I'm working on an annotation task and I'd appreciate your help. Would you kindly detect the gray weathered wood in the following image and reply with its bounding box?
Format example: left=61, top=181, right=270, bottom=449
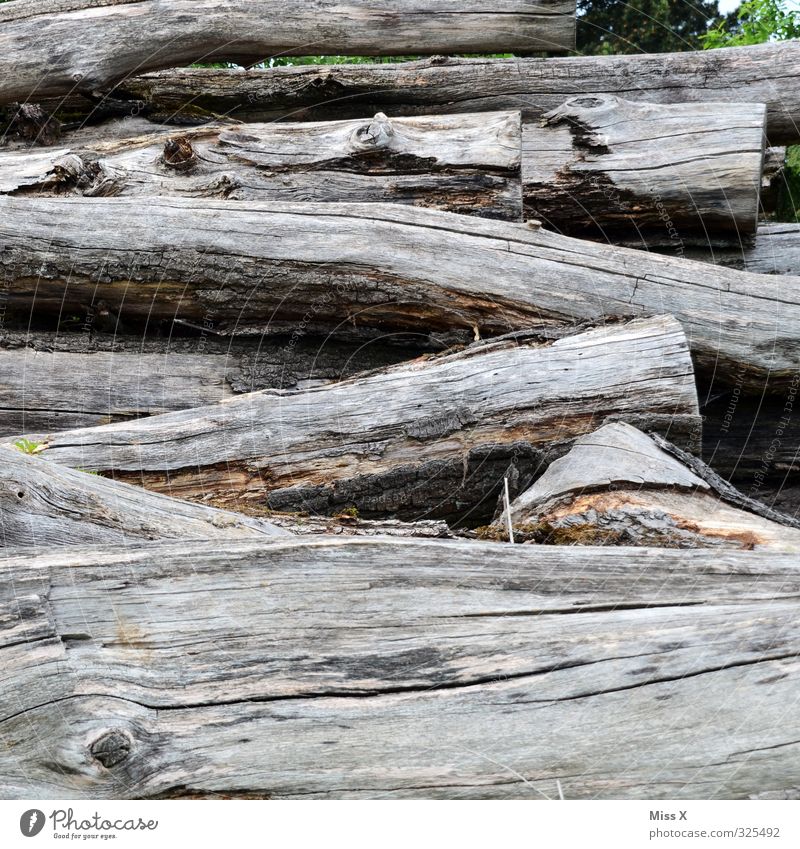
left=522, top=95, right=765, bottom=244
left=111, top=41, right=800, bottom=144
left=677, top=223, right=800, bottom=275
left=0, top=330, right=426, bottom=436
left=2, top=536, right=800, bottom=799
left=0, top=0, right=576, bottom=105
left=2, top=198, right=798, bottom=387
left=496, top=422, right=800, bottom=551
left=8, top=317, right=701, bottom=522
left=0, top=112, right=524, bottom=221
left=0, top=445, right=288, bottom=549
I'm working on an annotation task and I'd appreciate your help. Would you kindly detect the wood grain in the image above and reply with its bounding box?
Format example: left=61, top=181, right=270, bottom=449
left=0, top=112, right=524, bottom=221
left=523, top=96, right=765, bottom=244
left=8, top=317, right=701, bottom=523
left=0, top=0, right=577, bottom=104
left=0, top=330, right=425, bottom=436
left=2, top=537, right=800, bottom=799
left=0, top=445, right=288, bottom=549
left=111, top=41, right=800, bottom=144
left=677, top=224, right=800, bottom=275
left=2, top=197, right=798, bottom=387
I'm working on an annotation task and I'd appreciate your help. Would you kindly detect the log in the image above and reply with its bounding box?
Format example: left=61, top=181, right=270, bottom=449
left=0, top=112, right=524, bottom=221
left=2, top=536, right=800, bottom=799
left=522, top=96, right=765, bottom=244
left=8, top=317, right=701, bottom=523
left=492, top=422, right=800, bottom=551
left=0, top=330, right=428, bottom=436
left=108, top=41, right=800, bottom=145
left=2, top=199, right=799, bottom=388
left=676, top=223, right=800, bottom=276
left=0, top=0, right=577, bottom=105
left=0, top=445, right=288, bottom=549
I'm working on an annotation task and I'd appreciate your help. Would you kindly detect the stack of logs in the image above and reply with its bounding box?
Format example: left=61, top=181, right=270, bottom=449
left=1, top=1, right=800, bottom=800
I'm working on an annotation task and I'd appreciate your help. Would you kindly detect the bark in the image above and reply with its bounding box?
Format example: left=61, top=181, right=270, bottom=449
left=106, top=41, right=800, bottom=144
left=0, top=330, right=430, bottom=436
left=0, top=112, right=524, bottom=221
left=2, top=536, right=800, bottom=799
left=493, top=422, right=800, bottom=551
left=0, top=445, right=288, bottom=550
left=0, top=0, right=576, bottom=104
left=2, top=198, right=798, bottom=388
left=7, top=317, right=701, bottom=524
left=522, top=95, right=765, bottom=244
left=675, top=223, right=800, bottom=276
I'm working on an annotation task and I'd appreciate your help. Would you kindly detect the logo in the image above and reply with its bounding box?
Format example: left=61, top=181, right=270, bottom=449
left=19, top=810, right=45, bottom=837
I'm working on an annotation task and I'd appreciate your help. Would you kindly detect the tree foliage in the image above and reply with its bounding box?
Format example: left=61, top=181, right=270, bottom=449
left=577, top=0, right=723, bottom=55
left=703, top=0, right=800, bottom=46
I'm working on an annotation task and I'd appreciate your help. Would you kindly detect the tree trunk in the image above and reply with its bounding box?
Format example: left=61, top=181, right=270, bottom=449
left=0, top=112, right=524, bottom=221
left=106, top=41, right=800, bottom=144
left=0, top=445, right=289, bottom=549
left=2, top=198, right=798, bottom=388
left=0, top=0, right=576, bottom=104
left=494, top=422, right=800, bottom=551
left=0, top=330, right=429, bottom=436
left=522, top=95, right=765, bottom=244
left=2, top=536, right=800, bottom=799
left=8, top=317, right=701, bottom=524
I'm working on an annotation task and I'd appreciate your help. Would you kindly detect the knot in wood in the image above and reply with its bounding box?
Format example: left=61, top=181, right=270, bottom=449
left=90, top=729, right=132, bottom=768
left=162, top=136, right=197, bottom=171
left=350, top=113, right=394, bottom=151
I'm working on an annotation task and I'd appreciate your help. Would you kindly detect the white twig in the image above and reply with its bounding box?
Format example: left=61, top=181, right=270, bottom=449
left=503, top=476, right=515, bottom=544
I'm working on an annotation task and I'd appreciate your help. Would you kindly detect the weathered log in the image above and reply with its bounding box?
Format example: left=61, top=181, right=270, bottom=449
left=107, top=41, right=800, bottom=144
left=2, top=536, right=800, bottom=799
left=675, top=223, right=800, bottom=275
left=2, top=198, right=799, bottom=388
left=0, top=0, right=577, bottom=105
left=522, top=95, right=765, bottom=244
left=0, top=330, right=428, bottom=436
left=492, top=422, right=800, bottom=551
left=0, top=112, right=524, bottom=221
left=0, top=445, right=288, bottom=549
left=9, top=317, right=701, bottom=523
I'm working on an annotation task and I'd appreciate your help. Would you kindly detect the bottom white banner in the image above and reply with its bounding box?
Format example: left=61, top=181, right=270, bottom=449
left=0, top=800, right=797, bottom=849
